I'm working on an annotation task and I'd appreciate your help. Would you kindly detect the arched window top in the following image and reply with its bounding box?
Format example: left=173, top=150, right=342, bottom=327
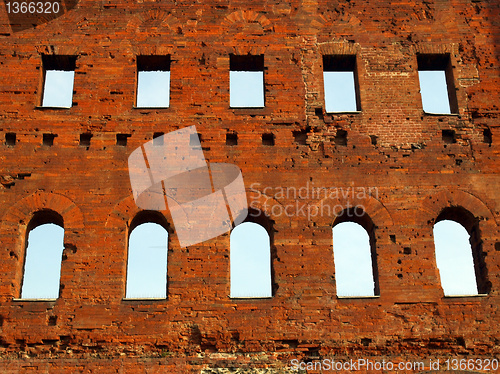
left=125, top=220, right=168, bottom=299
left=231, top=221, right=268, bottom=237
left=230, top=222, right=272, bottom=298
left=332, top=221, right=378, bottom=297
left=21, top=211, right=65, bottom=299
left=433, top=219, right=480, bottom=296
left=333, top=206, right=374, bottom=233
left=433, top=205, right=489, bottom=295
left=243, top=207, right=274, bottom=235
left=27, top=209, right=64, bottom=232
left=333, top=221, right=367, bottom=237
left=435, top=206, right=478, bottom=235
left=129, top=210, right=169, bottom=234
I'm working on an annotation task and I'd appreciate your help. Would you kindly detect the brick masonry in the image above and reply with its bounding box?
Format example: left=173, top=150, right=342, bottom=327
left=0, top=0, right=499, bottom=372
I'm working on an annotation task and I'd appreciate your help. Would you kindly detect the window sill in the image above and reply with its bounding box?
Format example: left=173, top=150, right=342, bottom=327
left=337, top=295, right=380, bottom=299
left=230, top=106, right=265, bottom=109
left=229, top=296, right=273, bottom=300
left=326, top=111, right=361, bottom=115
left=423, top=111, right=460, bottom=116
left=35, top=106, right=72, bottom=110
left=133, top=106, right=170, bottom=110
left=12, top=298, right=57, bottom=302
left=443, top=294, right=488, bottom=298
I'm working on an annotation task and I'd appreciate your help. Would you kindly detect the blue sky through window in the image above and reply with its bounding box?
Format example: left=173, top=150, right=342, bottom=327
left=433, top=220, right=478, bottom=296
left=125, top=222, right=168, bottom=299
left=42, top=70, right=74, bottom=108
left=418, top=70, right=451, bottom=114
left=230, top=71, right=264, bottom=108
left=230, top=222, right=272, bottom=298
left=332, top=222, right=375, bottom=297
left=323, top=71, right=358, bottom=112
left=21, top=223, right=64, bottom=299
left=137, top=71, right=170, bottom=108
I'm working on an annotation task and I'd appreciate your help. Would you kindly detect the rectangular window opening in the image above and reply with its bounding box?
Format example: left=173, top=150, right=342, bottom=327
left=136, top=55, right=171, bottom=108
left=41, top=55, right=77, bottom=108
left=323, top=55, right=360, bottom=113
left=417, top=54, right=458, bottom=114
left=230, top=54, right=264, bottom=108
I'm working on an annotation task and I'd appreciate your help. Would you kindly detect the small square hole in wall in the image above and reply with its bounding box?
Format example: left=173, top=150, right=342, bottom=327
left=43, top=133, right=57, bottom=146
left=226, top=133, right=238, bottom=146
left=417, top=54, right=458, bottom=114
left=190, top=133, right=202, bottom=146
left=323, top=55, right=360, bottom=112
left=47, top=315, right=57, bottom=326
left=41, top=55, right=77, bottom=108
left=442, top=129, right=456, bottom=144
left=230, top=54, right=265, bottom=108
left=79, top=133, right=92, bottom=147
left=361, top=338, right=372, bottom=346
left=390, top=235, right=396, bottom=243
left=483, top=128, right=492, bottom=145
left=262, top=133, right=275, bottom=146
left=370, top=135, right=378, bottom=146
left=403, top=247, right=412, bottom=255
left=153, top=132, right=164, bottom=146
left=293, top=128, right=309, bottom=145
left=5, top=133, right=16, bottom=146
left=136, top=55, right=171, bottom=108
left=116, top=133, right=131, bottom=146
left=335, top=130, right=348, bottom=146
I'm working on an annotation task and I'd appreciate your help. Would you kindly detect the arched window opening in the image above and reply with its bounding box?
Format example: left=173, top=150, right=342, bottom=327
left=230, top=221, right=272, bottom=298
left=332, top=208, right=379, bottom=297
left=21, top=210, right=65, bottom=299
left=433, top=207, right=488, bottom=296
left=125, top=212, right=169, bottom=299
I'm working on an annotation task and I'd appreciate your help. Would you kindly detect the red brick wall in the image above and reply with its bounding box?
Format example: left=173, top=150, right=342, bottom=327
left=0, top=0, right=498, bottom=372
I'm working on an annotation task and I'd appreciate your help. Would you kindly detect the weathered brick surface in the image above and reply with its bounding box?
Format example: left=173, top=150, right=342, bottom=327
left=0, top=0, right=499, bottom=372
